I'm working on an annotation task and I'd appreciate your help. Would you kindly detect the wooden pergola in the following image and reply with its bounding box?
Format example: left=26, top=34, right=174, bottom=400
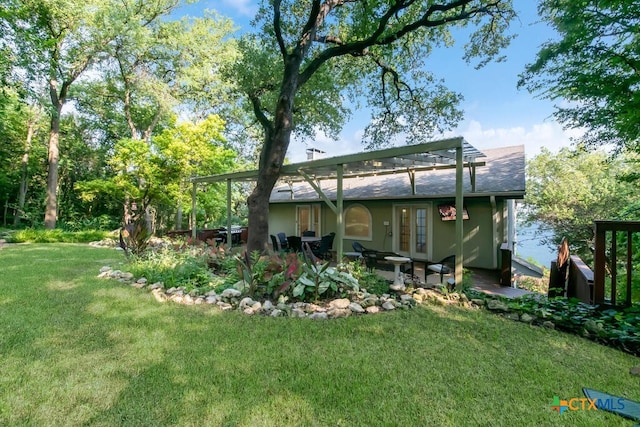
left=191, top=137, right=485, bottom=286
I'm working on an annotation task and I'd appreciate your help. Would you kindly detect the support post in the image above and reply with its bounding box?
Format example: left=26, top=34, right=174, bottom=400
left=191, top=182, right=197, bottom=240
left=336, top=164, right=344, bottom=260
left=455, top=144, right=464, bottom=288
left=226, top=179, right=232, bottom=245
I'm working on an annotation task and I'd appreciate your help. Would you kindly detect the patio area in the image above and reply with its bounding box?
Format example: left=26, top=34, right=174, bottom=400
left=375, top=261, right=534, bottom=299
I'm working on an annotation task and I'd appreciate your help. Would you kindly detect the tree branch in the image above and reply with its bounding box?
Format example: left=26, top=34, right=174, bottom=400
left=273, top=0, right=287, bottom=58
left=299, top=0, right=500, bottom=85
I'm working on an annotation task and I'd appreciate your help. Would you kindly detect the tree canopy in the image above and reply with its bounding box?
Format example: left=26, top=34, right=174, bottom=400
left=519, top=0, right=640, bottom=152
left=233, top=0, right=516, bottom=253
left=524, top=147, right=639, bottom=264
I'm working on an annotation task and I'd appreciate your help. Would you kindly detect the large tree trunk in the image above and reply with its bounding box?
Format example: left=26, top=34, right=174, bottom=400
left=246, top=63, right=298, bottom=253
left=44, top=108, right=61, bottom=229
left=14, top=121, right=34, bottom=227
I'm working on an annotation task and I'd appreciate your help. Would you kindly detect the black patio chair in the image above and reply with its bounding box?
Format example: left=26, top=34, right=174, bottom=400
left=352, top=241, right=367, bottom=253
left=277, top=232, right=288, bottom=250
left=287, top=235, right=302, bottom=252
left=270, top=234, right=282, bottom=251
left=302, top=230, right=316, bottom=237
left=312, top=232, right=335, bottom=260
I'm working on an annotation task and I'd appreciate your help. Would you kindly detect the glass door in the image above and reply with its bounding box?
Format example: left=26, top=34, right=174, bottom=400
left=394, top=204, right=431, bottom=260
left=296, top=205, right=321, bottom=236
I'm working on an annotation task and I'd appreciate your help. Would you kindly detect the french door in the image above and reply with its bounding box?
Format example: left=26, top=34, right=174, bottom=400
left=296, top=205, right=321, bottom=236
left=394, top=204, right=431, bottom=260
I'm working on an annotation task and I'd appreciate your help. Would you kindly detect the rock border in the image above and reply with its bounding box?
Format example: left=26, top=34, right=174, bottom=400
left=98, top=266, right=478, bottom=319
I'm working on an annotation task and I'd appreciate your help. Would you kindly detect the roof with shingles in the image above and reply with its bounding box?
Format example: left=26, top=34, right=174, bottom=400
left=270, top=145, right=525, bottom=202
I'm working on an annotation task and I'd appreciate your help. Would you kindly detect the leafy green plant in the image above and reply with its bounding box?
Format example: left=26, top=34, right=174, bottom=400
left=126, top=246, right=214, bottom=292
left=355, top=271, right=390, bottom=296
left=235, top=250, right=269, bottom=296
left=292, top=249, right=359, bottom=301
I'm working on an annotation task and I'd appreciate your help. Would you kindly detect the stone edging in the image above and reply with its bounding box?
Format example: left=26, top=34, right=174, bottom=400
left=97, top=266, right=478, bottom=319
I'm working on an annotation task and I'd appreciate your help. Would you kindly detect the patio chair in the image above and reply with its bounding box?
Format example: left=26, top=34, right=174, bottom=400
left=426, top=255, right=456, bottom=284
left=311, top=232, right=335, bottom=260
left=270, top=234, right=282, bottom=251
left=277, top=232, right=288, bottom=250
left=287, top=235, right=302, bottom=252
left=352, top=241, right=367, bottom=253
left=302, top=230, right=316, bottom=237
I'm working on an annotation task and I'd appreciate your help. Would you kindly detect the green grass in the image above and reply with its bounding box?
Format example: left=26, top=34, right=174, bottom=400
left=1, top=243, right=638, bottom=426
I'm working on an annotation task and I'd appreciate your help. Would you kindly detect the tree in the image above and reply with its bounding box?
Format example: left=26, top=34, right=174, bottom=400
left=77, top=115, right=237, bottom=232
left=70, top=11, right=239, bottom=225
left=2, top=0, right=180, bottom=229
left=523, top=147, right=639, bottom=264
left=518, top=0, right=640, bottom=152
left=231, top=0, right=516, bottom=254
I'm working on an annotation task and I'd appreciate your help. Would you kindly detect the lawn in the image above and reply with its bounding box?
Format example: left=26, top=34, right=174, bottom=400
left=1, top=243, right=638, bottom=426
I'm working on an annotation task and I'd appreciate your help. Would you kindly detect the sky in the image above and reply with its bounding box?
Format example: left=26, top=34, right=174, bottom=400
left=174, top=1, right=576, bottom=162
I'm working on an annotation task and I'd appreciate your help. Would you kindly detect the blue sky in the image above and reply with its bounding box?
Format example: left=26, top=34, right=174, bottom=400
left=175, top=1, right=575, bottom=162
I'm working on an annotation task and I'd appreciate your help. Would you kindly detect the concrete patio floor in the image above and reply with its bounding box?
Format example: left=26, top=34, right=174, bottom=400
left=375, top=262, right=535, bottom=299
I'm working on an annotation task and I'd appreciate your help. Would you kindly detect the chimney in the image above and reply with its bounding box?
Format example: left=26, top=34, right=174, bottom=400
left=306, top=147, right=326, bottom=161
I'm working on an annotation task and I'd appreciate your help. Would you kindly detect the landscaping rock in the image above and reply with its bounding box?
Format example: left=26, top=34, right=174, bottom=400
left=270, top=309, right=285, bottom=317
left=205, top=295, right=218, bottom=304
left=630, top=366, right=640, bottom=376
left=504, top=312, right=519, bottom=321
left=520, top=313, right=535, bottom=323
left=243, top=308, right=255, bottom=315
left=348, top=302, right=365, bottom=314
left=291, top=308, right=307, bottom=318
left=328, top=308, right=351, bottom=318
left=329, top=298, right=351, bottom=309
left=152, top=288, right=167, bottom=303
left=221, top=288, right=241, bottom=298
left=542, top=321, right=555, bottom=329
left=149, top=282, right=163, bottom=290
left=309, top=312, right=328, bottom=320
left=382, top=301, right=396, bottom=311
left=366, top=306, right=381, bottom=314
left=360, top=297, right=379, bottom=308
left=262, top=300, right=274, bottom=312
left=486, top=299, right=508, bottom=312
left=240, top=297, right=256, bottom=308
left=217, top=302, right=233, bottom=311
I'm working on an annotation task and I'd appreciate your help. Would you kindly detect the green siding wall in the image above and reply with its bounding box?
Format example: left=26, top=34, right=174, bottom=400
left=268, top=197, right=507, bottom=269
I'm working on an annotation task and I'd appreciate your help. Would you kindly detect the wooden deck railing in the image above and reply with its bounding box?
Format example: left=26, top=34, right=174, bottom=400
left=593, top=220, right=640, bottom=307
left=567, top=255, right=594, bottom=304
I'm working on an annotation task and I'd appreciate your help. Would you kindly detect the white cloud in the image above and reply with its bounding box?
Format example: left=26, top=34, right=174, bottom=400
left=286, top=119, right=581, bottom=163
left=444, top=120, right=580, bottom=158
left=220, top=0, right=257, bottom=17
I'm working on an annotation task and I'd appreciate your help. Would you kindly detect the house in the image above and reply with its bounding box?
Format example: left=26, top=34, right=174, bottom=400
left=191, top=138, right=525, bottom=283
left=267, top=143, right=525, bottom=271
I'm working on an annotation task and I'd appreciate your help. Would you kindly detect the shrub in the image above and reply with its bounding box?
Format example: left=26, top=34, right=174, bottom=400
left=8, top=228, right=109, bottom=243
left=126, top=246, right=214, bottom=293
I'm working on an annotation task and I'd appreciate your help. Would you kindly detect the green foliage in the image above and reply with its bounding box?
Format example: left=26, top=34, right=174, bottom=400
left=293, top=251, right=360, bottom=301
left=468, top=290, right=640, bottom=356
left=519, top=0, right=640, bottom=151
left=524, top=148, right=639, bottom=264
left=352, top=271, right=390, bottom=296
left=126, top=246, right=214, bottom=293
left=7, top=228, right=109, bottom=243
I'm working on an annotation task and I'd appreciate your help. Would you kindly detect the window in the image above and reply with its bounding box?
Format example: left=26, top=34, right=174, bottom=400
left=344, top=204, right=372, bottom=240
